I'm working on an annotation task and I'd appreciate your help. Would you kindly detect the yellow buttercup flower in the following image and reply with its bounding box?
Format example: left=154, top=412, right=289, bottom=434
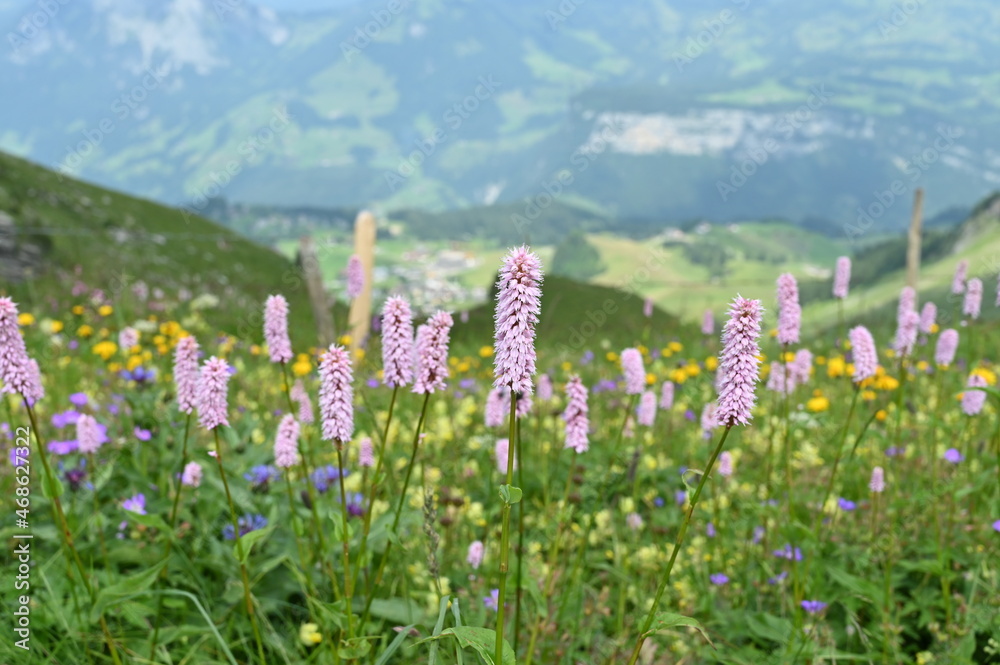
left=972, top=367, right=997, bottom=386
left=646, top=372, right=656, bottom=385
left=606, top=351, right=618, bottom=362
left=561, top=361, right=572, bottom=372
left=17, top=313, right=35, bottom=326
left=670, top=368, right=688, bottom=384
left=93, top=341, right=118, bottom=361
left=292, top=354, right=312, bottom=377
left=684, top=363, right=700, bottom=378
left=49, top=320, right=64, bottom=334
left=98, top=305, right=113, bottom=317
left=875, top=409, right=887, bottom=422
left=705, top=356, right=718, bottom=372
left=71, top=305, right=85, bottom=316
left=668, top=341, right=683, bottom=352
left=827, top=356, right=846, bottom=378
left=338, top=334, right=352, bottom=346
left=806, top=396, right=830, bottom=412
left=77, top=324, right=94, bottom=338
left=479, top=345, right=494, bottom=358
left=299, top=623, right=322, bottom=645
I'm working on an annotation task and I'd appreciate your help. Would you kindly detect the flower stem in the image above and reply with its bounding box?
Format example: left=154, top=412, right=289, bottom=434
left=814, top=386, right=860, bottom=538
left=149, top=411, right=192, bottom=660
left=212, top=427, right=267, bottom=664
left=361, top=391, right=430, bottom=627
left=352, top=385, right=398, bottom=593
left=495, top=391, right=519, bottom=665
left=626, top=425, right=733, bottom=665
left=24, top=401, right=123, bottom=665
left=335, top=444, right=355, bottom=639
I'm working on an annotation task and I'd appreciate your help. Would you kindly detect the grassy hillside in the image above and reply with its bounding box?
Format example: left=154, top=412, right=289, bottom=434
left=805, top=197, right=1000, bottom=331
left=0, top=152, right=320, bottom=344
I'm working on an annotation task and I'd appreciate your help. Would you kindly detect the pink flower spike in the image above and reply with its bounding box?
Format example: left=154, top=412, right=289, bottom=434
left=848, top=326, right=878, bottom=384
left=563, top=375, right=589, bottom=453
left=919, top=302, right=937, bottom=335
left=485, top=388, right=507, bottom=427
left=273, top=414, right=300, bottom=469
left=893, top=309, right=919, bottom=358
left=537, top=374, right=553, bottom=401
left=182, top=461, right=203, bottom=488
left=935, top=329, right=959, bottom=367
left=962, top=373, right=987, bottom=416
left=776, top=274, right=800, bottom=345
left=952, top=259, right=968, bottom=294
left=467, top=540, right=485, bottom=569
left=702, top=309, right=714, bottom=336
left=0, top=297, right=41, bottom=401
left=263, top=295, right=293, bottom=364
left=621, top=348, right=646, bottom=395
left=637, top=390, right=656, bottom=427
left=76, top=414, right=104, bottom=455
left=869, top=466, right=885, bottom=493
left=964, top=278, right=982, bottom=319
left=493, top=246, right=543, bottom=395
left=359, top=437, right=375, bottom=467
left=346, top=254, right=365, bottom=300
left=173, top=335, right=200, bottom=414
left=290, top=379, right=314, bottom=425
left=495, top=438, right=516, bottom=474
left=833, top=256, right=851, bottom=299
left=319, top=345, right=354, bottom=444
left=381, top=296, right=415, bottom=388
left=196, top=357, right=231, bottom=431
left=413, top=311, right=454, bottom=394
left=660, top=381, right=674, bottom=410
left=716, top=296, right=764, bottom=427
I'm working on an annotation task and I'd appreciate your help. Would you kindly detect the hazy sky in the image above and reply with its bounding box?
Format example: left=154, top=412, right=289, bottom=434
left=254, top=0, right=360, bottom=10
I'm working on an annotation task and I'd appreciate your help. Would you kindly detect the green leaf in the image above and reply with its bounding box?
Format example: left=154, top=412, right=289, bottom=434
left=827, top=567, right=880, bottom=601
left=439, top=626, right=516, bottom=665
left=498, top=484, right=522, bottom=505
left=745, top=612, right=792, bottom=644
left=373, top=625, right=416, bottom=665
left=129, top=511, right=171, bottom=533
left=42, top=473, right=64, bottom=499
left=644, top=612, right=715, bottom=648
left=365, top=597, right=426, bottom=625
left=429, top=595, right=451, bottom=665
left=232, top=526, right=273, bottom=564
left=338, top=637, right=372, bottom=660
left=91, top=563, right=165, bottom=620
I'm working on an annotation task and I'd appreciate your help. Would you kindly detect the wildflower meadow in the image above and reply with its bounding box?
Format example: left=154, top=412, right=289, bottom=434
left=2, top=247, right=999, bottom=665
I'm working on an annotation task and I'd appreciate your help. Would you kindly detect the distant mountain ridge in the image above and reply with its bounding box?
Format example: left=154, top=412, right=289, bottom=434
left=2, top=0, right=999, bottom=233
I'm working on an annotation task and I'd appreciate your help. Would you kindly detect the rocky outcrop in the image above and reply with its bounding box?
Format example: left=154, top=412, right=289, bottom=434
left=0, top=211, right=46, bottom=282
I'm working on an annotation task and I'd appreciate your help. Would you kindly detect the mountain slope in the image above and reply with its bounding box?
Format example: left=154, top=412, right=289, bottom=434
left=0, top=150, right=319, bottom=342
left=1, top=0, right=999, bottom=231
